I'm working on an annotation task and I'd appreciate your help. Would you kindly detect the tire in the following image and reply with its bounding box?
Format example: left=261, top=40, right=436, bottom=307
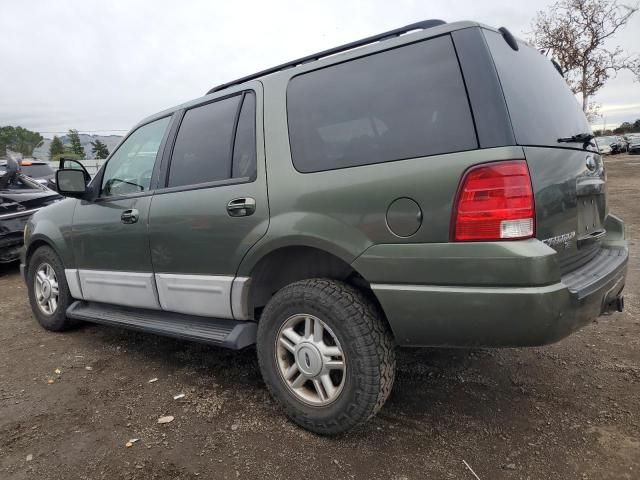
left=26, top=246, right=76, bottom=331
left=256, top=278, right=396, bottom=435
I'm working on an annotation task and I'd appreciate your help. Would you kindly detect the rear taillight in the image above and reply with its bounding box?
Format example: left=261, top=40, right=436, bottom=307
left=451, top=160, right=535, bottom=242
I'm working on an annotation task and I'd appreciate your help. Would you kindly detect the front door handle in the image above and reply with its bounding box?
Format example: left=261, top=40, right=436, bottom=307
left=121, top=209, right=139, bottom=224
left=227, top=197, right=256, bottom=217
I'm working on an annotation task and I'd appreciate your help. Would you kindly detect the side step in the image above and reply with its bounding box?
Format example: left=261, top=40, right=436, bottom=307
left=66, top=301, right=257, bottom=350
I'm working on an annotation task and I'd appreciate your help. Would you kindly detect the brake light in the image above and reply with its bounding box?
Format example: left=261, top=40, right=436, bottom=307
left=451, top=160, right=535, bottom=242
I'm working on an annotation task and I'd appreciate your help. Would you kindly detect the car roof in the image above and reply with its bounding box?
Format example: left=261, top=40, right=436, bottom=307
left=134, top=19, right=490, bottom=129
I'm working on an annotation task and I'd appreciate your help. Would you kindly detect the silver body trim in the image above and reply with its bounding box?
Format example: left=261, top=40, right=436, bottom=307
left=231, top=277, right=252, bottom=320
left=155, top=273, right=235, bottom=318
left=371, top=283, right=565, bottom=294
left=78, top=270, right=161, bottom=309
left=71, top=270, right=251, bottom=319
left=64, top=269, right=83, bottom=299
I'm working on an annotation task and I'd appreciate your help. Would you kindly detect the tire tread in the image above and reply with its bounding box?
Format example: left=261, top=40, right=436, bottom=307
left=257, top=278, right=396, bottom=434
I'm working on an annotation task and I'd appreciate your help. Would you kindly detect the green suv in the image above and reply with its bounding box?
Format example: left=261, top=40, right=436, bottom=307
left=22, top=20, right=628, bottom=434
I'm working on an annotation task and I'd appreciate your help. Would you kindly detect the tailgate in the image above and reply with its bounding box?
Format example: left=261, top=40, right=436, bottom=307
left=483, top=28, right=607, bottom=272
left=525, top=146, right=606, bottom=271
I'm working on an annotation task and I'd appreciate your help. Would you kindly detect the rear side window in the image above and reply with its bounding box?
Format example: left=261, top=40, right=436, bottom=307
left=167, top=92, right=257, bottom=188
left=483, top=30, right=591, bottom=148
left=287, top=35, right=477, bottom=173
left=168, top=95, right=241, bottom=188
left=232, top=92, right=257, bottom=180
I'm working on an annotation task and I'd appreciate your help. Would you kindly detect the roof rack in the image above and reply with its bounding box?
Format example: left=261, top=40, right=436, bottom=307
left=206, top=19, right=446, bottom=94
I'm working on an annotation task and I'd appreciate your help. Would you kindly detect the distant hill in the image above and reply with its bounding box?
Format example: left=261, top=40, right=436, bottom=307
left=33, top=134, right=123, bottom=160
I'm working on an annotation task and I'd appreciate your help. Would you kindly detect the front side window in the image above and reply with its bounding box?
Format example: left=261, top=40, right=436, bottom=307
left=101, top=116, right=170, bottom=197
left=287, top=35, right=477, bottom=173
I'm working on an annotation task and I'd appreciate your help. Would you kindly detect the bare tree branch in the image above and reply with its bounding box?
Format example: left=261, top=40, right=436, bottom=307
left=529, top=0, right=639, bottom=112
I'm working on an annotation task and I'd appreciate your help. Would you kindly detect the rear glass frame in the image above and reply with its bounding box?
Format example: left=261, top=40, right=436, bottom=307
left=285, top=34, right=478, bottom=174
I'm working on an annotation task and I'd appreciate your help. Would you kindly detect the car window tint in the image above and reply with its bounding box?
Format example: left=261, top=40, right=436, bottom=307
left=168, top=95, right=241, bottom=188
left=232, top=92, right=257, bottom=180
left=287, top=35, right=477, bottom=173
left=484, top=30, right=591, bottom=149
left=101, top=116, right=170, bottom=197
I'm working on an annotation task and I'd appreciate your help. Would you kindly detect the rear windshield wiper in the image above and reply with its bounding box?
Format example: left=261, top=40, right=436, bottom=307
left=557, top=133, right=594, bottom=143
left=558, top=132, right=595, bottom=149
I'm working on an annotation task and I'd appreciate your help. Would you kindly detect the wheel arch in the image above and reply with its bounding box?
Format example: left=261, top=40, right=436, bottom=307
left=243, top=244, right=389, bottom=329
left=25, top=235, right=64, bottom=267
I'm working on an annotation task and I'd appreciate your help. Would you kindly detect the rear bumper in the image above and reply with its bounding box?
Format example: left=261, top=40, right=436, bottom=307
left=354, top=217, right=628, bottom=347
left=371, top=246, right=626, bottom=347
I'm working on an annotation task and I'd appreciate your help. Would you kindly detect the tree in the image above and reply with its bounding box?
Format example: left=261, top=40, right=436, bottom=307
left=90, top=139, right=109, bottom=159
left=67, top=129, right=85, bottom=158
left=531, top=0, right=640, bottom=112
left=0, top=125, right=43, bottom=157
left=51, top=150, right=82, bottom=163
left=48, top=136, right=65, bottom=160
left=0, top=126, right=14, bottom=156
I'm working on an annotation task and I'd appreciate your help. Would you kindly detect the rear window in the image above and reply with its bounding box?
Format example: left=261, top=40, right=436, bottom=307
left=20, top=164, right=54, bottom=177
left=483, top=30, right=592, bottom=148
left=287, top=35, right=477, bottom=173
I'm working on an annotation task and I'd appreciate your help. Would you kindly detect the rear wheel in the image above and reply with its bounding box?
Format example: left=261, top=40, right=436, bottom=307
left=26, top=246, right=76, bottom=331
left=257, top=278, right=395, bottom=435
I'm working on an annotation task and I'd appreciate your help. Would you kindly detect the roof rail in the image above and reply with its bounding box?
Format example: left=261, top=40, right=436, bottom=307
left=206, top=19, right=446, bottom=94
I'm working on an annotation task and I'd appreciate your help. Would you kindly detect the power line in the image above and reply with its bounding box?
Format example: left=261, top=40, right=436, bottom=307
left=38, top=129, right=129, bottom=134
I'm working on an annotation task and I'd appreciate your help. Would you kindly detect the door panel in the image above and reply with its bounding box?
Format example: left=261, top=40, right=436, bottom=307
left=72, top=196, right=154, bottom=272
left=149, top=181, right=268, bottom=276
left=149, top=86, right=267, bottom=319
left=71, top=116, right=172, bottom=308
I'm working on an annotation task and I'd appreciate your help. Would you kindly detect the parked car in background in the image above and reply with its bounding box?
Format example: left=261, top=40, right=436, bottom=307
left=21, top=19, right=627, bottom=434
left=628, top=135, right=640, bottom=155
left=613, top=136, right=627, bottom=153
left=596, top=136, right=615, bottom=154
left=0, top=158, right=61, bottom=263
left=19, top=159, right=56, bottom=189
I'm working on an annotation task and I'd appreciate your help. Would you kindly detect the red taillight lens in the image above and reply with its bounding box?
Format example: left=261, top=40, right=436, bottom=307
left=451, top=160, right=535, bottom=242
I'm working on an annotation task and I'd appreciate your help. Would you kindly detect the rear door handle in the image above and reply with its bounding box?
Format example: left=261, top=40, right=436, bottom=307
left=121, top=209, right=139, bottom=224
left=227, top=197, right=256, bottom=217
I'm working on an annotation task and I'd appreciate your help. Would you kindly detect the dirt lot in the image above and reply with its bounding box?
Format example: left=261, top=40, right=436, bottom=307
left=1, top=154, right=639, bottom=480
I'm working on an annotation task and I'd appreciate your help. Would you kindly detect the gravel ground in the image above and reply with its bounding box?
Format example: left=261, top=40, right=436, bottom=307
left=1, top=154, right=639, bottom=480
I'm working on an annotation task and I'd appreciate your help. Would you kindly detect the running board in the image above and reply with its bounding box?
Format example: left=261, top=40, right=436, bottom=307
left=66, top=301, right=257, bottom=350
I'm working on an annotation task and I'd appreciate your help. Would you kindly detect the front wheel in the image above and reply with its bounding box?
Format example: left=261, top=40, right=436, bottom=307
left=257, top=279, right=396, bottom=435
left=26, top=246, right=76, bottom=331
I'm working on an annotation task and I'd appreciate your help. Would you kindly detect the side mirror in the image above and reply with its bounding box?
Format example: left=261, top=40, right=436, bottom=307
left=58, top=157, right=91, bottom=183
left=56, top=169, right=87, bottom=197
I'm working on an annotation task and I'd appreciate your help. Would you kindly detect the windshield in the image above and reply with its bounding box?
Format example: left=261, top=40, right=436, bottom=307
left=597, top=137, right=616, bottom=144
left=483, top=29, right=594, bottom=150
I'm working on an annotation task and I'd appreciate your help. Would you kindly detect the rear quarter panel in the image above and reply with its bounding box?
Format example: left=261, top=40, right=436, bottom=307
left=238, top=67, right=525, bottom=274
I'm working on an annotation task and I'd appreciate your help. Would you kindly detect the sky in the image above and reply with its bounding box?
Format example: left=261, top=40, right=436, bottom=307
left=1, top=0, right=638, bottom=137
